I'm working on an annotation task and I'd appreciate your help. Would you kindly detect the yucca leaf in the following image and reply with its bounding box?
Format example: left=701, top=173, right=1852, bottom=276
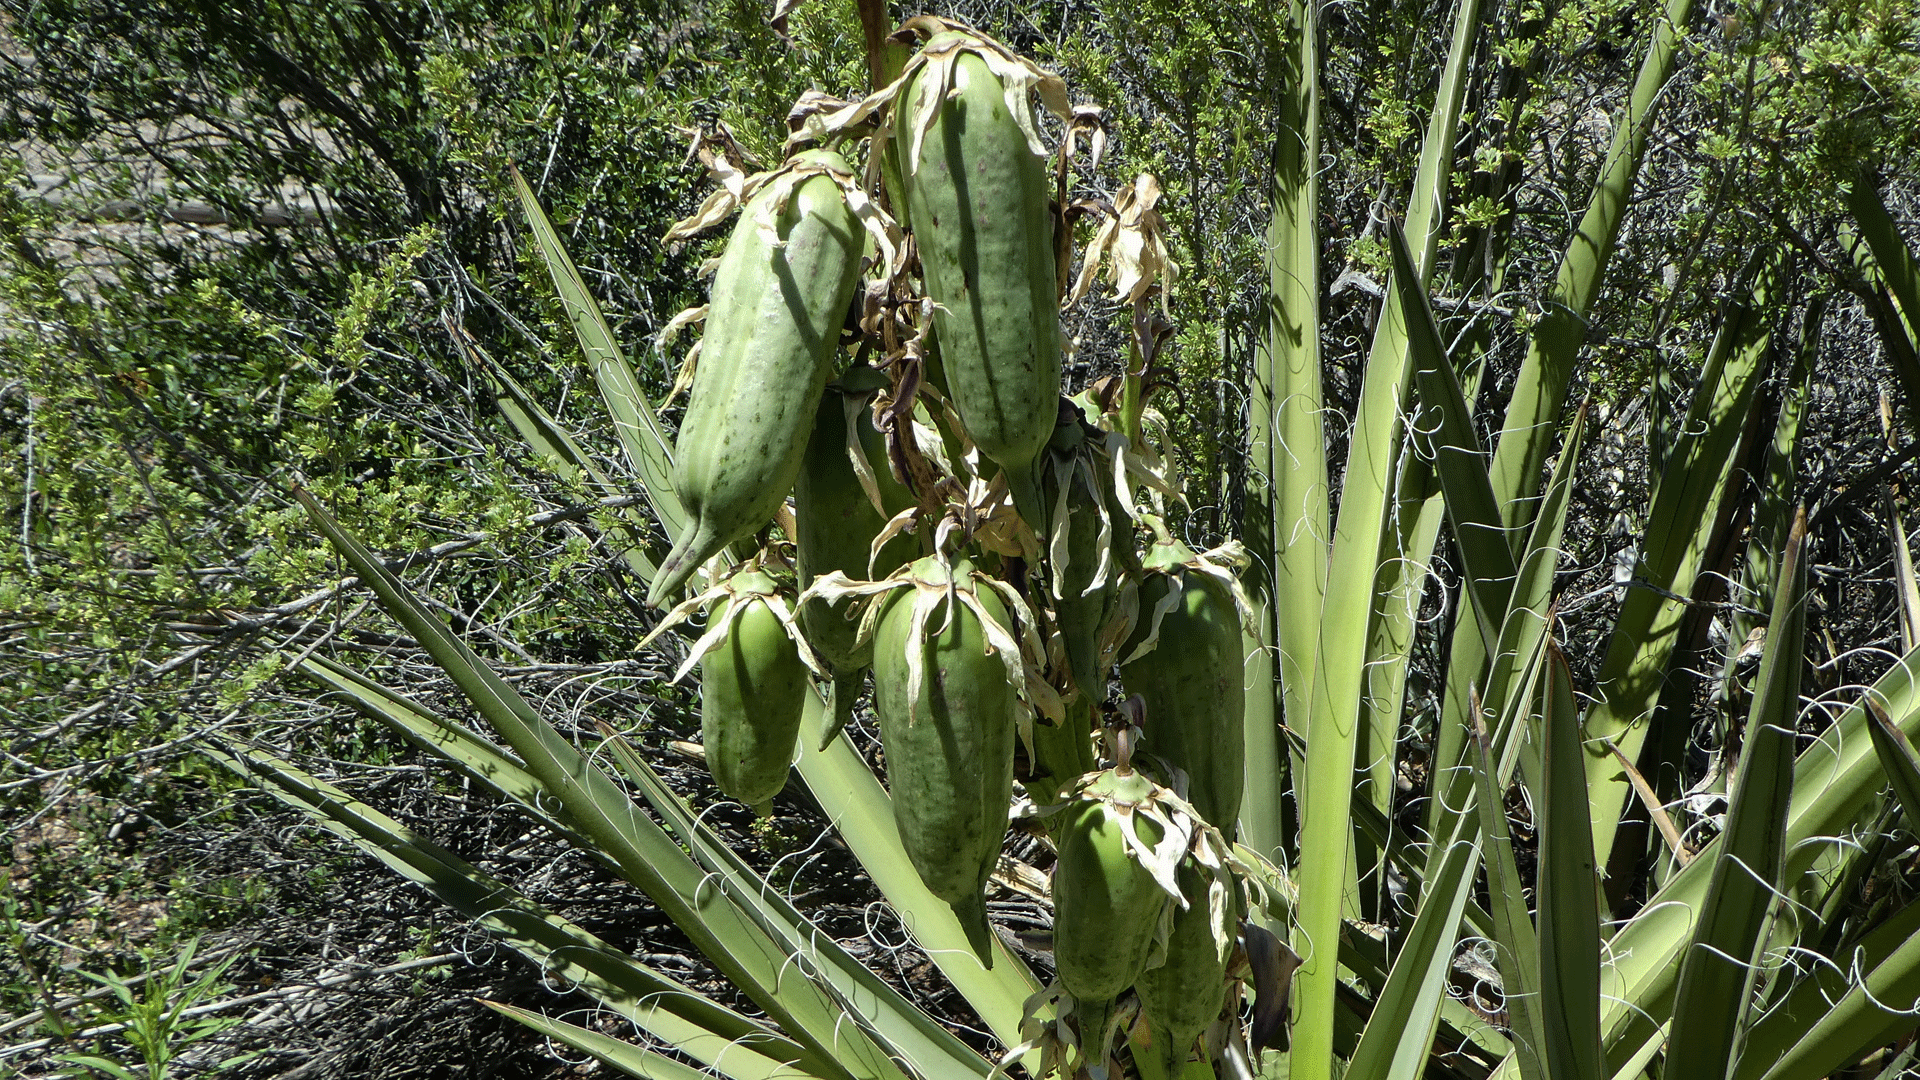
left=1388, top=220, right=1517, bottom=654
left=601, top=730, right=1003, bottom=1079
left=1536, top=643, right=1601, bottom=1080
left=1427, top=402, right=1587, bottom=859
left=1349, top=0, right=1490, bottom=874
left=302, top=647, right=993, bottom=1069
left=1733, top=898, right=1920, bottom=1080
left=468, top=335, right=665, bottom=578
left=480, top=1002, right=726, bottom=1080
left=1600, top=643, right=1920, bottom=1067
left=294, top=654, right=585, bottom=844
left=1243, top=0, right=1325, bottom=876
left=1599, top=614, right=1920, bottom=1072
left=1339, top=831, right=1480, bottom=1080
left=1484, top=0, right=1699, bottom=534
left=202, top=741, right=820, bottom=1080
left=1864, top=697, right=1920, bottom=827
left=1846, top=171, right=1920, bottom=357
left=299, top=644, right=1012, bottom=1072
left=1749, top=925, right=1920, bottom=1080
left=1841, top=225, right=1920, bottom=426
left=1663, top=508, right=1806, bottom=1080
left=511, top=165, right=686, bottom=543
left=1582, top=249, right=1782, bottom=867
left=1469, top=696, right=1545, bottom=1080
left=1718, top=304, right=1819, bottom=760
left=1884, top=488, right=1920, bottom=653
left=1296, top=420, right=1399, bottom=1080
left=1343, top=634, right=1541, bottom=1080
left=292, top=489, right=902, bottom=1080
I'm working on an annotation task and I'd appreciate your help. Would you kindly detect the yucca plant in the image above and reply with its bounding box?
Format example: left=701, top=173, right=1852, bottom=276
left=212, top=4, right=1920, bottom=1080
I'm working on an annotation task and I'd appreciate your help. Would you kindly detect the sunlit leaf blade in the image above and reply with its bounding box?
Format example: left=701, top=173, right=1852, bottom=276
left=1733, top=899, right=1920, bottom=1080
left=1884, top=488, right=1920, bottom=652
left=1600, top=643, right=1920, bottom=1069
left=471, top=336, right=666, bottom=578
left=1344, top=637, right=1541, bottom=1080
left=1720, top=304, right=1818, bottom=730
left=1847, top=170, right=1920, bottom=358
left=1484, top=0, right=1699, bottom=535
left=1841, top=225, right=1920, bottom=427
left=1468, top=705, right=1545, bottom=1080
left=1664, top=508, right=1806, bottom=1080
left=480, top=1002, right=735, bottom=1080
left=1288, top=41, right=1502, bottom=1050
left=1536, top=643, right=1600, bottom=1080
left=1865, top=696, right=1920, bottom=827
left=292, top=488, right=900, bottom=1080
left=1388, top=220, right=1517, bottom=655
left=1427, top=403, right=1587, bottom=862
left=511, top=164, right=687, bottom=543
left=1243, top=0, right=1325, bottom=877
left=601, top=730, right=1002, bottom=1080
left=298, top=637, right=980, bottom=1070
left=201, top=741, right=818, bottom=1080
left=293, top=654, right=583, bottom=844
left=1339, top=832, right=1479, bottom=1080
left=1750, top=925, right=1920, bottom=1080
left=1347, top=0, right=1487, bottom=907
left=1295, top=311, right=1404, bottom=1077
left=1581, top=248, right=1782, bottom=867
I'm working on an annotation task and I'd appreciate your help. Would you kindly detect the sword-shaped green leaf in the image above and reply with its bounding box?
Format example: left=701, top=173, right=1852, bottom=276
left=1536, top=643, right=1601, bottom=1080
left=602, top=732, right=1011, bottom=1079
left=1847, top=171, right=1920, bottom=359
left=462, top=329, right=665, bottom=578
left=293, top=654, right=585, bottom=846
left=1243, top=0, right=1325, bottom=878
left=202, top=740, right=821, bottom=1080
left=1484, top=0, right=1699, bottom=535
left=512, top=165, right=686, bottom=543
left=1349, top=0, right=1490, bottom=871
left=1426, top=403, right=1588, bottom=867
left=1734, top=898, right=1920, bottom=1080
left=1340, top=827, right=1481, bottom=1080
left=1294, top=289, right=1407, bottom=1080
left=1865, top=696, right=1920, bottom=828
left=1342, top=635, right=1543, bottom=1080
left=297, top=649, right=1009, bottom=1079
left=1388, top=220, right=1518, bottom=655
left=1582, top=249, right=1782, bottom=867
left=1599, top=641, right=1920, bottom=1070
left=1749, top=921, right=1920, bottom=1080
left=1469, top=691, right=1545, bottom=1080
left=1663, top=506, right=1807, bottom=1080
left=480, top=1002, right=728, bottom=1080
left=293, top=488, right=901, bottom=1080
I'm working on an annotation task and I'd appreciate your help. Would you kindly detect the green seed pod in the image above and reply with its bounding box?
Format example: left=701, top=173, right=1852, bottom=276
left=1042, top=413, right=1123, bottom=704
left=871, top=556, right=1020, bottom=966
left=894, top=32, right=1062, bottom=527
left=1121, top=550, right=1245, bottom=840
left=701, top=570, right=811, bottom=811
left=648, top=152, right=866, bottom=608
left=795, top=371, right=918, bottom=672
left=1052, top=768, right=1171, bottom=1004
left=1133, top=862, right=1233, bottom=1074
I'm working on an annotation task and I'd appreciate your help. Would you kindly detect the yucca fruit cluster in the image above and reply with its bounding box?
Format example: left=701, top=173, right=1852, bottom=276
left=644, top=19, right=1254, bottom=1075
